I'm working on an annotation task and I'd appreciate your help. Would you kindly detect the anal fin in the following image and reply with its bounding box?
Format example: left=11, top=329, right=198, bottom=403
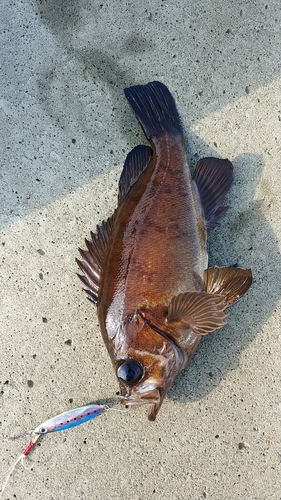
left=193, top=157, right=233, bottom=228
left=204, top=266, right=252, bottom=307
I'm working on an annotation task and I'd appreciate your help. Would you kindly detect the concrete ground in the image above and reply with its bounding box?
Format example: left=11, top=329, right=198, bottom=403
left=1, top=1, right=280, bottom=499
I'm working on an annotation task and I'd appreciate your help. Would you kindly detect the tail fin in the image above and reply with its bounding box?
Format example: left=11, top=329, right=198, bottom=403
left=124, top=81, right=182, bottom=139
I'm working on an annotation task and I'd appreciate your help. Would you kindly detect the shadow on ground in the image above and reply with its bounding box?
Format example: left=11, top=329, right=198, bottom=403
left=168, top=150, right=281, bottom=403
left=3, top=0, right=279, bottom=228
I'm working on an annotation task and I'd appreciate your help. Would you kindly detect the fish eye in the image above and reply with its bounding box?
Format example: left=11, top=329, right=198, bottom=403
left=117, top=360, right=143, bottom=385
left=39, top=427, right=47, bottom=434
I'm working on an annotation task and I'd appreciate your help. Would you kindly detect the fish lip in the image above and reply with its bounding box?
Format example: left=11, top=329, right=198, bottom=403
left=121, top=396, right=163, bottom=421
left=121, top=388, right=161, bottom=407
left=148, top=402, right=161, bottom=421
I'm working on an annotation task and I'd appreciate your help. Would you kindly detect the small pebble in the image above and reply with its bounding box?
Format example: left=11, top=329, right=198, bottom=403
left=238, top=442, right=250, bottom=450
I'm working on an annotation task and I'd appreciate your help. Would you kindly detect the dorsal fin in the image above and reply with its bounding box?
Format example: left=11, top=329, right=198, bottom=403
left=204, top=266, right=252, bottom=307
left=76, top=212, right=116, bottom=304
left=118, top=145, right=152, bottom=203
left=193, top=157, right=233, bottom=228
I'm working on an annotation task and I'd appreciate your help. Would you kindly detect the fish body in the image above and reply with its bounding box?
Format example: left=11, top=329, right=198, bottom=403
left=77, top=82, right=252, bottom=420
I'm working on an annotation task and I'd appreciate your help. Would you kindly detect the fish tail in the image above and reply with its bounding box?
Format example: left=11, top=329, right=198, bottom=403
left=124, top=81, right=182, bottom=139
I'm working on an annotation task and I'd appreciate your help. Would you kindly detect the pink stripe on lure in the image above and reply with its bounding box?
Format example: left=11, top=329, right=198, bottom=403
left=33, top=404, right=108, bottom=435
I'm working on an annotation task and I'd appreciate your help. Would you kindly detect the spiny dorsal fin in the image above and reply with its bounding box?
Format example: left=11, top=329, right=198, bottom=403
left=76, top=212, right=116, bottom=304
left=167, top=291, right=227, bottom=336
left=118, top=145, right=152, bottom=204
left=204, top=266, right=252, bottom=307
left=193, top=157, right=233, bottom=228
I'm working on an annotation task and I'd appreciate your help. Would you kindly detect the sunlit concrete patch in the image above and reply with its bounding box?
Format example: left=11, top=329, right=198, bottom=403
left=0, top=166, right=121, bottom=434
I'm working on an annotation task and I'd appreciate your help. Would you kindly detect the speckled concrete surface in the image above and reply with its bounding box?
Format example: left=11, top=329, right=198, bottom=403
left=1, top=1, right=280, bottom=499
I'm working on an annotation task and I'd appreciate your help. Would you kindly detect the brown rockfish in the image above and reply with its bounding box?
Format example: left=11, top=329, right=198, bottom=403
left=77, top=81, right=252, bottom=420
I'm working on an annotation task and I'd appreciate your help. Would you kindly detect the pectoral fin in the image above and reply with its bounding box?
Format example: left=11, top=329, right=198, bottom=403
left=204, top=266, right=252, bottom=306
left=167, top=291, right=227, bottom=336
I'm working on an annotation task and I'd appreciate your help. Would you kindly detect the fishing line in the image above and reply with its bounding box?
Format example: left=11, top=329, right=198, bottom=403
left=105, top=407, right=129, bottom=413
left=0, top=434, right=41, bottom=497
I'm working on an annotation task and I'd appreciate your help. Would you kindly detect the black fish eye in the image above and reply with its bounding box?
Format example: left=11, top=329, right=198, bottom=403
left=117, top=360, right=143, bottom=385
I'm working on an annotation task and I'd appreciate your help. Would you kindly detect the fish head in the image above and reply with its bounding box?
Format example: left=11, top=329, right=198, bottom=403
left=114, top=314, right=189, bottom=420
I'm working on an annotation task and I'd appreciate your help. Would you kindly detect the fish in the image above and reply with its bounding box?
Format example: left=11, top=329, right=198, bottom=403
left=76, top=81, right=252, bottom=421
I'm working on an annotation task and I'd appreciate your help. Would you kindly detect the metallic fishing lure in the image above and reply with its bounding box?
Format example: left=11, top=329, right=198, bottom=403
left=1, top=403, right=127, bottom=496
left=32, top=404, right=108, bottom=435
left=10, top=404, right=109, bottom=440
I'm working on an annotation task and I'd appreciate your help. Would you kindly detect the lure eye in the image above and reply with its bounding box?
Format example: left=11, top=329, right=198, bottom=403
left=39, top=427, right=47, bottom=434
left=117, top=360, right=143, bottom=385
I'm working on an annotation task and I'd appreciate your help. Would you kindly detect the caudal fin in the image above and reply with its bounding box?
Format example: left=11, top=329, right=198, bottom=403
left=124, top=81, right=182, bottom=139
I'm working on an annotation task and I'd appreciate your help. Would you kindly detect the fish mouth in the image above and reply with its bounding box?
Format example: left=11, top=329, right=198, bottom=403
left=121, top=388, right=163, bottom=421
left=121, top=388, right=161, bottom=407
